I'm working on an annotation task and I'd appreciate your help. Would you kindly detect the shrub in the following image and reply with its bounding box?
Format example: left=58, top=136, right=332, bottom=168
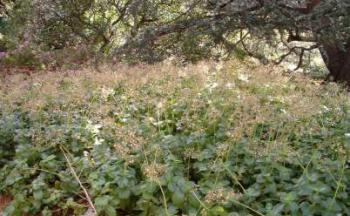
left=0, top=61, right=349, bottom=215
left=1, top=48, right=42, bottom=70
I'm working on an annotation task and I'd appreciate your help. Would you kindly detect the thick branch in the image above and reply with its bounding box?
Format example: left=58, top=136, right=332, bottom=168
left=277, top=0, right=321, bottom=14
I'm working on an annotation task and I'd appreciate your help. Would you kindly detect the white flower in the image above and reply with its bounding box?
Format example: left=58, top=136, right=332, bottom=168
left=86, top=120, right=102, bottom=135
left=152, top=121, right=164, bottom=127
left=176, top=122, right=183, bottom=130
left=129, top=104, right=138, bottom=111
left=83, top=151, right=89, bottom=157
left=205, top=82, right=218, bottom=93
left=157, top=102, right=164, bottom=109
left=237, top=74, right=249, bottom=82
left=280, top=108, right=287, bottom=114
left=120, top=118, right=128, bottom=123
left=322, top=105, right=330, bottom=112
left=94, top=137, right=104, bottom=146
left=33, top=82, right=43, bottom=88
left=211, top=82, right=218, bottom=89
left=215, top=62, right=224, bottom=71
left=225, top=82, right=235, bottom=89
left=267, top=96, right=285, bottom=104
left=277, top=96, right=286, bottom=104
left=101, top=87, right=115, bottom=101
left=286, top=63, right=296, bottom=71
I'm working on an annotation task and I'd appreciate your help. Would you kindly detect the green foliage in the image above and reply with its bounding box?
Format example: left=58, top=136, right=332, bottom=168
left=1, top=48, right=43, bottom=69
left=1, top=0, right=349, bottom=77
left=0, top=62, right=350, bottom=215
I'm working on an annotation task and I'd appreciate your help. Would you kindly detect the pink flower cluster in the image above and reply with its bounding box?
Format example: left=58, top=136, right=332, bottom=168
left=0, top=52, right=6, bottom=59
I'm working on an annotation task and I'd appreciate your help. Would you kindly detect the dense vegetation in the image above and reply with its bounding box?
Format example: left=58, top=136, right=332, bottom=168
left=1, top=0, right=350, bottom=85
left=1, top=61, right=350, bottom=215
left=1, top=0, right=350, bottom=215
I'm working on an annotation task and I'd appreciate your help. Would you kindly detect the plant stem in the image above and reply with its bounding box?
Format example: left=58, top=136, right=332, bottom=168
left=60, top=146, right=97, bottom=215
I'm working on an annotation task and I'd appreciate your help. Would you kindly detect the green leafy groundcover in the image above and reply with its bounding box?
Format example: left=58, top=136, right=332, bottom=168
left=0, top=64, right=350, bottom=216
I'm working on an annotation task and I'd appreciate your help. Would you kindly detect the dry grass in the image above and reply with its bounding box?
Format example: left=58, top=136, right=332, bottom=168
left=1, top=59, right=348, bottom=157
left=1, top=59, right=349, bottom=215
left=1, top=60, right=348, bottom=126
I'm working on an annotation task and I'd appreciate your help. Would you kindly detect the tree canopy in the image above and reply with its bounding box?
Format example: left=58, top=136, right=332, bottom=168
left=1, top=0, right=350, bottom=85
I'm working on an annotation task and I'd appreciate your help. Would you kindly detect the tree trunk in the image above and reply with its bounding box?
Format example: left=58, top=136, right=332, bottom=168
left=300, top=0, right=350, bottom=87
left=320, top=43, right=350, bottom=88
